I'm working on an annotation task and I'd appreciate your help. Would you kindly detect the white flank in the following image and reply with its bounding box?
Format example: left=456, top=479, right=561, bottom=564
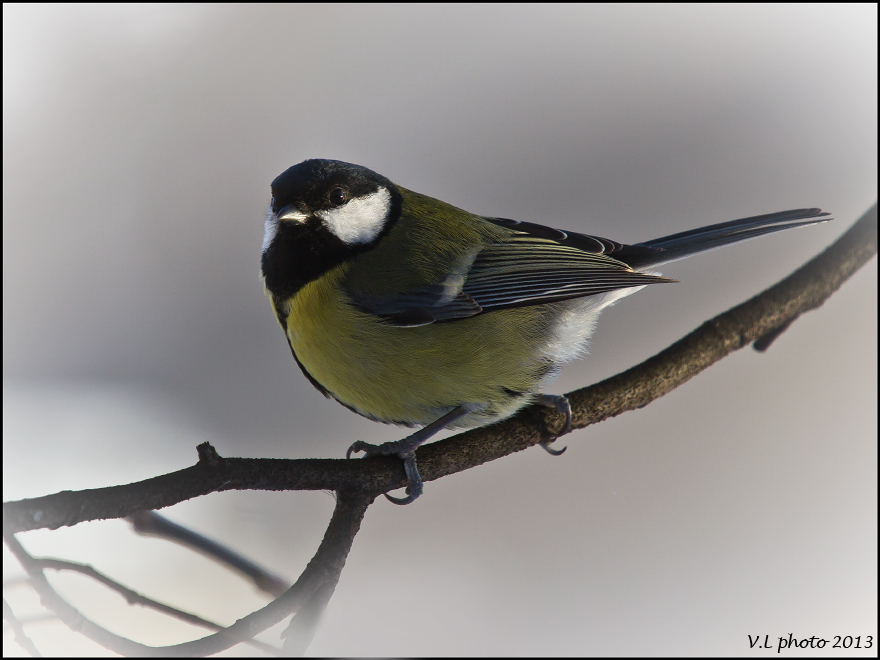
left=542, top=269, right=662, bottom=365
left=318, top=187, right=391, bottom=245
left=542, top=286, right=646, bottom=365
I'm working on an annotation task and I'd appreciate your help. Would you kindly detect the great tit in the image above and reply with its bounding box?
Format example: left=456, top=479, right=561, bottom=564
left=261, top=159, right=830, bottom=504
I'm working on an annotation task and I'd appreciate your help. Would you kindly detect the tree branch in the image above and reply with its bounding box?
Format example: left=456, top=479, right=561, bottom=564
left=3, top=204, right=875, bottom=535
left=4, top=489, right=373, bottom=656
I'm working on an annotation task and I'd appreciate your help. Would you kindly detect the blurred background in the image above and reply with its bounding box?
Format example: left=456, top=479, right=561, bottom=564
left=3, top=4, right=876, bottom=656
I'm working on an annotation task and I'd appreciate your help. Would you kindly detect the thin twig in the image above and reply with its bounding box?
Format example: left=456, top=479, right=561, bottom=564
left=3, top=596, right=42, bottom=657
left=127, top=511, right=290, bottom=597
left=31, top=557, right=280, bottom=654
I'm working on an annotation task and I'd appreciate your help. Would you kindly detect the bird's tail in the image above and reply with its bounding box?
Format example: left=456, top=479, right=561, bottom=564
left=616, top=208, right=831, bottom=270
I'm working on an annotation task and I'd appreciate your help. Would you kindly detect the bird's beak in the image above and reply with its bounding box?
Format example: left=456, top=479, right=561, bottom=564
left=276, top=204, right=309, bottom=223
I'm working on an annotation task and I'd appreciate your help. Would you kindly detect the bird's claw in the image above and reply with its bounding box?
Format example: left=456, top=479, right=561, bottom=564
left=539, top=441, right=567, bottom=456
left=385, top=479, right=423, bottom=505
left=384, top=450, right=423, bottom=504
left=533, top=394, right=572, bottom=456
left=534, top=393, right=572, bottom=436
left=346, top=442, right=424, bottom=505
left=346, top=440, right=372, bottom=460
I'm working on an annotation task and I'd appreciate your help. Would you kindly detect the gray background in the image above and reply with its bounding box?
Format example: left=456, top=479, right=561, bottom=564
left=3, top=4, right=876, bottom=656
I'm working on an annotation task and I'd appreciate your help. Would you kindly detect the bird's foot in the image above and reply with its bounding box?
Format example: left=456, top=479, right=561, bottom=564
left=534, top=394, right=572, bottom=456
left=346, top=405, right=471, bottom=505
left=346, top=440, right=424, bottom=505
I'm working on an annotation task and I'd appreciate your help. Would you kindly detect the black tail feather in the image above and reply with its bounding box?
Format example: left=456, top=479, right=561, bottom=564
left=615, top=208, right=831, bottom=270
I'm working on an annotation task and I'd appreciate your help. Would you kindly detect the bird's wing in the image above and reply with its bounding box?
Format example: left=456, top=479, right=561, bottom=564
left=461, top=232, right=671, bottom=313
left=346, top=216, right=672, bottom=327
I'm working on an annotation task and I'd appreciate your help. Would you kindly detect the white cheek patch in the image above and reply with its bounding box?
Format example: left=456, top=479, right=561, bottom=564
left=262, top=205, right=279, bottom=254
left=317, top=187, right=391, bottom=246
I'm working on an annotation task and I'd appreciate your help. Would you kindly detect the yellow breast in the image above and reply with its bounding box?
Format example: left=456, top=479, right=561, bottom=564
left=281, top=264, right=555, bottom=427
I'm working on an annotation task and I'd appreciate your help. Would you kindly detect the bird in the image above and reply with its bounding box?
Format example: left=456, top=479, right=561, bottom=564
left=260, top=159, right=830, bottom=504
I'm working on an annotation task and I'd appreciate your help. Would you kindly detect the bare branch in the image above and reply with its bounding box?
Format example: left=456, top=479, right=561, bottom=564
left=3, top=596, right=42, bottom=657
left=128, top=511, right=291, bottom=597
left=4, top=489, right=373, bottom=656
left=21, top=557, right=280, bottom=654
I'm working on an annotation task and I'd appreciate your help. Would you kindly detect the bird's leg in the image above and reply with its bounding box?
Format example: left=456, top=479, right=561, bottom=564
left=347, top=405, right=471, bottom=505
left=534, top=394, right=571, bottom=456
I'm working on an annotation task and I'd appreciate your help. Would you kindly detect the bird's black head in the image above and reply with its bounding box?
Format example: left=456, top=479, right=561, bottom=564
left=262, top=159, right=402, bottom=298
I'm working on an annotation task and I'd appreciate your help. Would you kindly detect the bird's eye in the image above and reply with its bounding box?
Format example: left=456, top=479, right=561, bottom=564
left=329, top=187, right=348, bottom=207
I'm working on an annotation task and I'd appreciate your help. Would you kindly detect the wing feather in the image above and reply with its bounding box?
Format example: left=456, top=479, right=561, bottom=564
left=461, top=236, right=671, bottom=311
left=347, top=219, right=673, bottom=325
